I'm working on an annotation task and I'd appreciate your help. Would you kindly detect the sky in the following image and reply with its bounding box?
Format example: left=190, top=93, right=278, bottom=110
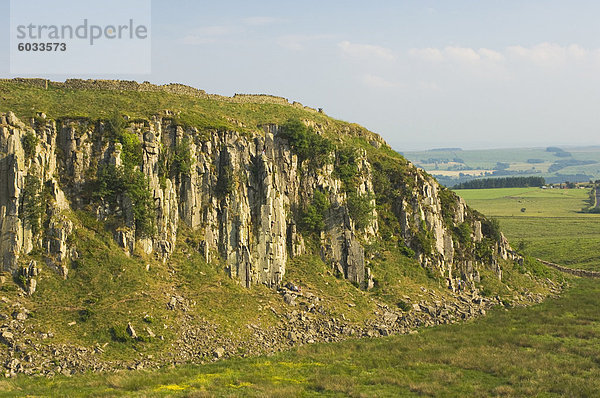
left=2, top=0, right=600, bottom=151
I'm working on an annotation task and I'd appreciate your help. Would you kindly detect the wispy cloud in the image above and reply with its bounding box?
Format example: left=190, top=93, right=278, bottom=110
left=410, top=46, right=504, bottom=64
left=444, top=46, right=484, bottom=63
left=409, top=43, right=600, bottom=68
left=338, top=41, right=396, bottom=61
left=408, top=47, right=444, bottom=62
left=506, top=43, right=592, bottom=66
left=362, top=74, right=400, bottom=89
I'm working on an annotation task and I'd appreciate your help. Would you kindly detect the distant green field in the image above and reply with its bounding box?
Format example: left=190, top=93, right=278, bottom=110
left=406, top=147, right=600, bottom=169
left=455, top=187, right=600, bottom=270
left=454, top=187, right=593, bottom=217
left=404, top=146, right=600, bottom=186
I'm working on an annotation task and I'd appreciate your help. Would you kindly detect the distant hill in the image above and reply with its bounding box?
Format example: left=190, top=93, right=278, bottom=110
left=430, top=147, right=462, bottom=152
left=404, top=146, right=600, bottom=187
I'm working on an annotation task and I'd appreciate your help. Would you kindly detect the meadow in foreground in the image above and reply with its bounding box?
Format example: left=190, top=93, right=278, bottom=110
left=0, top=187, right=597, bottom=396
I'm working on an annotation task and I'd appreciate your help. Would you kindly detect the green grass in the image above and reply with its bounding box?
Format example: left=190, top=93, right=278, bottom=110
left=455, top=187, right=600, bottom=270
left=454, top=187, right=594, bottom=217
left=0, top=81, right=337, bottom=137
left=5, top=279, right=600, bottom=397
left=3, top=187, right=599, bottom=396
left=2, top=211, right=290, bottom=363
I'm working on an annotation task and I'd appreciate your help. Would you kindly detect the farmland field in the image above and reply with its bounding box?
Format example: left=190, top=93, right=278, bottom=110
left=2, top=188, right=600, bottom=397
left=455, top=187, right=600, bottom=271
left=403, top=146, right=600, bottom=186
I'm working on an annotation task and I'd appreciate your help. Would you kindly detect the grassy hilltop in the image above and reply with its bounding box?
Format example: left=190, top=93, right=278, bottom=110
left=0, top=79, right=342, bottom=136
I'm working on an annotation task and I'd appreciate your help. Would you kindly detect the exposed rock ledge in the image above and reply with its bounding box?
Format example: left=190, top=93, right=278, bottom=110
left=1, top=111, right=518, bottom=292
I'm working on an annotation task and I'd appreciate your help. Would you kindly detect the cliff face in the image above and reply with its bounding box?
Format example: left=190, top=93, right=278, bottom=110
left=0, top=110, right=517, bottom=292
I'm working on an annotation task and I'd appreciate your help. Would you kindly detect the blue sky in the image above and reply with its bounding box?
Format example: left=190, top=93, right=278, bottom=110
left=2, top=0, right=600, bottom=150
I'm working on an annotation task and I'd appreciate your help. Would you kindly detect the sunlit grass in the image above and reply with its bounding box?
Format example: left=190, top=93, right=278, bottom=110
left=5, top=276, right=600, bottom=397
left=456, top=187, right=600, bottom=271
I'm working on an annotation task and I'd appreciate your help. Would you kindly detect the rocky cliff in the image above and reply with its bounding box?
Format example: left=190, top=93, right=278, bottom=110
left=0, top=101, right=517, bottom=294
left=0, top=79, right=557, bottom=378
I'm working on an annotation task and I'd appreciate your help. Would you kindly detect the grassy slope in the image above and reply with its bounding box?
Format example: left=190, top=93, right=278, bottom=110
left=4, top=212, right=287, bottom=361
left=8, top=280, right=600, bottom=397
left=0, top=81, right=338, bottom=136
left=456, top=187, right=600, bottom=270
left=3, top=181, right=599, bottom=396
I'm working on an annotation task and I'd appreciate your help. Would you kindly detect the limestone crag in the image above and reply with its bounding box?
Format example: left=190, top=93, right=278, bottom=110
left=0, top=113, right=376, bottom=288
left=0, top=112, right=516, bottom=290
left=0, top=112, right=72, bottom=286
left=395, top=171, right=519, bottom=290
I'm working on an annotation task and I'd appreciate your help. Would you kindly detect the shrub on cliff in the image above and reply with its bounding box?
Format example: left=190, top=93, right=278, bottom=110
left=454, top=221, right=473, bottom=250
left=22, top=131, right=38, bottom=159
left=413, top=227, right=435, bottom=255
left=95, top=165, right=156, bottom=238
left=22, top=172, right=45, bottom=236
left=300, top=190, right=330, bottom=233
left=334, top=146, right=359, bottom=192
left=278, top=119, right=333, bottom=164
left=347, top=192, right=375, bottom=230
left=107, top=110, right=125, bottom=139
left=438, top=188, right=458, bottom=227
left=173, top=137, right=193, bottom=176
left=215, top=164, right=234, bottom=198
left=120, top=132, right=143, bottom=171
left=481, top=217, right=501, bottom=242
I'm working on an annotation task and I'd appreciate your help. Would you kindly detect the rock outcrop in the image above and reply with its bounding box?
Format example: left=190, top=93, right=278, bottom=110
left=0, top=111, right=516, bottom=291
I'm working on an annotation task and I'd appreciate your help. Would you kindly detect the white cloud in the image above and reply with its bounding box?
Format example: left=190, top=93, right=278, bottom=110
left=479, top=48, right=504, bottom=62
left=566, top=44, right=588, bottom=60
left=363, top=74, right=399, bottom=89
left=410, top=46, right=504, bottom=65
left=410, top=43, right=596, bottom=68
left=506, top=42, right=591, bottom=66
left=444, top=46, right=481, bottom=63
left=408, top=47, right=443, bottom=62
left=338, top=41, right=395, bottom=61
